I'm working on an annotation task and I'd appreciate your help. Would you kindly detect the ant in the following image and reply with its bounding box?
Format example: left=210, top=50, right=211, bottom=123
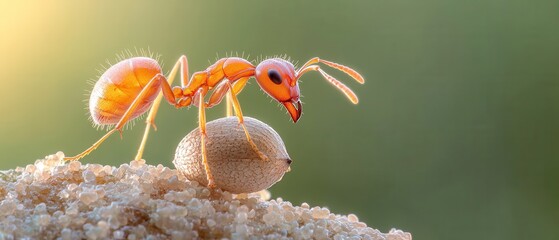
left=65, top=53, right=364, bottom=188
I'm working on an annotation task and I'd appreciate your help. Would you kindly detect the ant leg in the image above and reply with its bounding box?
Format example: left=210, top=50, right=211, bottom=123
left=206, top=77, right=248, bottom=108
left=197, top=88, right=217, bottom=188
left=206, top=81, right=229, bottom=108
left=135, top=55, right=189, bottom=160
left=225, top=81, right=269, bottom=161
left=225, top=94, right=233, bottom=117
left=65, top=74, right=173, bottom=161
left=223, top=77, right=249, bottom=117
left=231, top=77, right=250, bottom=95
left=207, top=78, right=251, bottom=108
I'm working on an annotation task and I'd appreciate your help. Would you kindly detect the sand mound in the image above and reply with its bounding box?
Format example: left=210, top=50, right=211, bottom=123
left=0, top=152, right=411, bottom=240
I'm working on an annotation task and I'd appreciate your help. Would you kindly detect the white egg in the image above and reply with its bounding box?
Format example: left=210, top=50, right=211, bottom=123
left=173, top=117, right=292, bottom=193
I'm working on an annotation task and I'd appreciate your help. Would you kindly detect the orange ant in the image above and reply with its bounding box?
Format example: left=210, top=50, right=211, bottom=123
left=65, top=53, right=364, bottom=188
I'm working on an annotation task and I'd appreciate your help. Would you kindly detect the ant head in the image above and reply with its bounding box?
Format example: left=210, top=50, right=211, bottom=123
left=255, top=58, right=302, bottom=123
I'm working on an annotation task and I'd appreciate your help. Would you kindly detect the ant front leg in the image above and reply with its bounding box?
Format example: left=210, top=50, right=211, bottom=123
left=209, top=77, right=250, bottom=117
left=226, top=77, right=250, bottom=117
left=135, top=55, right=189, bottom=160
left=205, top=79, right=269, bottom=161
left=225, top=81, right=269, bottom=161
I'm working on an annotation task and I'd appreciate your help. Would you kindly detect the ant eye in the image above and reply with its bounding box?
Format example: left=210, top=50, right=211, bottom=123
left=267, top=69, right=282, bottom=85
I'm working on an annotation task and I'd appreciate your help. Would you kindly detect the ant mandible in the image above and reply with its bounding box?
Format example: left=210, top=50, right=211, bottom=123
left=65, top=53, right=364, bottom=188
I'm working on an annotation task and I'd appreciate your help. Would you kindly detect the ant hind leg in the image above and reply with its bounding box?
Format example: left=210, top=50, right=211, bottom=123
left=65, top=74, right=171, bottom=161
left=135, top=56, right=189, bottom=160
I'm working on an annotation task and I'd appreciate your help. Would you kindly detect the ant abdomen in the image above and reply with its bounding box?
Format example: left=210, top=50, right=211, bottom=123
left=89, top=57, right=162, bottom=125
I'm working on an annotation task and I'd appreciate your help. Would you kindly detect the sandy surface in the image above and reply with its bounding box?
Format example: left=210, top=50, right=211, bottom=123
left=0, top=152, right=411, bottom=240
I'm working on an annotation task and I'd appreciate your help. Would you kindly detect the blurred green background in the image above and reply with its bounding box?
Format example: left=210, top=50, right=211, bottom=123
left=1, top=0, right=558, bottom=239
